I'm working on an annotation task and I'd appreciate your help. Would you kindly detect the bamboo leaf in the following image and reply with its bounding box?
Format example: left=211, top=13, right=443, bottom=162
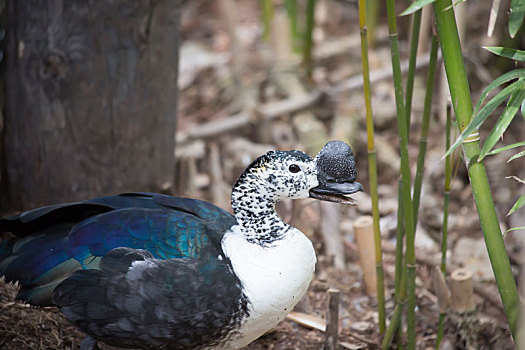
left=474, top=69, right=525, bottom=116
left=521, top=96, right=525, bottom=117
left=504, top=226, right=525, bottom=236
left=508, top=149, right=525, bottom=162
left=484, top=46, right=525, bottom=61
left=443, top=0, right=466, bottom=12
left=444, top=80, right=523, bottom=158
left=509, top=0, right=525, bottom=38
left=479, top=87, right=525, bottom=161
left=401, top=0, right=436, bottom=16
left=488, top=141, right=525, bottom=155
left=507, top=194, right=525, bottom=216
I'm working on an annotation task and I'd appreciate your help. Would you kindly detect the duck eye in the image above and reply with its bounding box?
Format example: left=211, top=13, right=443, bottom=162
left=289, top=164, right=301, bottom=173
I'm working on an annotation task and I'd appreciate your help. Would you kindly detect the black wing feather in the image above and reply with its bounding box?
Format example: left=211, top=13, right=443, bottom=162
left=53, top=247, right=249, bottom=349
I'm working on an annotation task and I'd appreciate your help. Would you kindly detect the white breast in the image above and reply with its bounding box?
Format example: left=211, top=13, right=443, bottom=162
left=220, top=226, right=317, bottom=349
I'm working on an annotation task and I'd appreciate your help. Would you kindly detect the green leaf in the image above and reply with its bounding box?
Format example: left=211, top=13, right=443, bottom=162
left=508, top=149, right=525, bottom=162
left=479, top=87, right=525, bottom=161
left=444, top=80, right=523, bottom=158
left=508, top=194, right=525, bottom=216
left=443, top=0, right=466, bottom=11
left=504, top=226, right=525, bottom=236
left=401, top=0, right=436, bottom=16
left=509, top=0, right=525, bottom=38
left=521, top=96, right=525, bottom=117
left=484, top=47, right=525, bottom=61
left=488, top=141, right=525, bottom=155
left=473, top=69, right=525, bottom=116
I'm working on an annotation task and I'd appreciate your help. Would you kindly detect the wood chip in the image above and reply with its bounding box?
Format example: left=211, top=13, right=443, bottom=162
left=286, top=311, right=326, bottom=332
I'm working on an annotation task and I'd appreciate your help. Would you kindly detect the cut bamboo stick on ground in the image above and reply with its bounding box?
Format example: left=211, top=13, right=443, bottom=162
left=432, top=266, right=451, bottom=313
left=353, top=216, right=377, bottom=296
left=286, top=311, right=326, bottom=332
left=324, top=288, right=340, bottom=350
left=450, top=268, right=476, bottom=313
left=380, top=240, right=505, bottom=312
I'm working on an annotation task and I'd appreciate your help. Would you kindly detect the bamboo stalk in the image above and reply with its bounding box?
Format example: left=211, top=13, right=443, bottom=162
left=358, top=0, right=385, bottom=334
left=442, top=102, right=452, bottom=276
left=302, top=0, right=316, bottom=78
left=405, top=9, right=422, bottom=131
left=284, top=0, right=299, bottom=51
left=436, top=101, right=452, bottom=349
left=260, top=0, right=274, bottom=42
left=412, top=35, right=439, bottom=221
left=382, top=270, right=407, bottom=349
left=394, top=182, right=404, bottom=302
left=386, top=0, right=417, bottom=348
left=366, top=0, right=380, bottom=47
left=434, top=0, right=522, bottom=345
left=393, top=181, right=405, bottom=349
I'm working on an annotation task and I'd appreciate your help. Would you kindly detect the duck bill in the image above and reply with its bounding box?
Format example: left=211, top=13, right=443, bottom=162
left=309, top=181, right=364, bottom=205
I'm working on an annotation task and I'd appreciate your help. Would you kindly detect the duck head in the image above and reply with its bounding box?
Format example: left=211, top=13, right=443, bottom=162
left=231, top=145, right=362, bottom=208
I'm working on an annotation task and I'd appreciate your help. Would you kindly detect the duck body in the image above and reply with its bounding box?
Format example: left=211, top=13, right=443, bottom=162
left=1, top=192, right=250, bottom=349
left=0, top=148, right=360, bottom=349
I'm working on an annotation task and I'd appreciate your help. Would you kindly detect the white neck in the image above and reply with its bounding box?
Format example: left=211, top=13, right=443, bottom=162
left=220, top=225, right=316, bottom=349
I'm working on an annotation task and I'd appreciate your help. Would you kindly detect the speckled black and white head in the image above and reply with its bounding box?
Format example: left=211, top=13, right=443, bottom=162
left=230, top=149, right=362, bottom=246
left=230, top=150, right=318, bottom=245
left=232, top=150, right=317, bottom=202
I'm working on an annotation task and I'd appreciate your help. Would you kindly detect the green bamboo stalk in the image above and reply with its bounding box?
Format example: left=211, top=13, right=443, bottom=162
left=413, top=35, right=439, bottom=221
left=401, top=20, right=423, bottom=320
left=436, top=102, right=452, bottom=349
left=394, top=182, right=404, bottom=302
left=382, top=265, right=407, bottom=349
left=434, top=0, right=522, bottom=345
left=302, top=0, right=316, bottom=77
left=260, top=0, right=274, bottom=42
left=390, top=12, right=422, bottom=345
left=405, top=9, right=422, bottom=132
left=366, top=0, right=380, bottom=47
left=284, top=0, right=299, bottom=52
left=394, top=181, right=405, bottom=349
left=442, top=102, right=452, bottom=276
left=436, top=313, right=446, bottom=348
left=386, top=1, right=417, bottom=349
left=358, top=0, right=386, bottom=335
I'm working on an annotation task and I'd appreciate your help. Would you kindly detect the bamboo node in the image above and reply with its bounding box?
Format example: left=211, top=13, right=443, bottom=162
left=462, top=131, right=480, bottom=144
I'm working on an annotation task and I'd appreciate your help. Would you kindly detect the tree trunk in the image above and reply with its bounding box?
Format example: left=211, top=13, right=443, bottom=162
left=2, top=0, right=180, bottom=211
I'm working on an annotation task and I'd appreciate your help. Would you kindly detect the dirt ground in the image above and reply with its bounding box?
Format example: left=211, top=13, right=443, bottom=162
left=1, top=0, right=524, bottom=349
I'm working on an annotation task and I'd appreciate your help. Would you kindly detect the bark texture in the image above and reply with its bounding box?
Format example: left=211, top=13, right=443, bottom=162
left=3, top=0, right=180, bottom=210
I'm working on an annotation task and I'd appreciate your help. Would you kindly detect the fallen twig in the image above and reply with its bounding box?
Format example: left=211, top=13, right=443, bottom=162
left=328, top=52, right=436, bottom=94
left=286, top=311, right=326, bottom=332
left=176, top=52, right=437, bottom=144
left=324, top=288, right=340, bottom=350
